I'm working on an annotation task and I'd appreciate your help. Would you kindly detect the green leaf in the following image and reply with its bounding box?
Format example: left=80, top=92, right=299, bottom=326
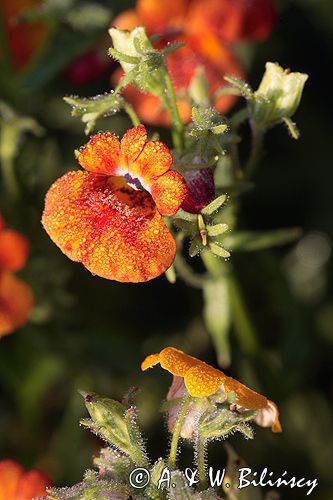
left=221, top=227, right=302, bottom=252
left=80, top=392, right=147, bottom=465
left=282, top=116, right=300, bottom=139
left=64, top=92, right=123, bottom=134
left=199, top=403, right=255, bottom=440
left=201, top=194, right=227, bottom=216
left=224, top=75, right=254, bottom=100
left=207, top=223, right=229, bottom=237
left=209, top=243, right=230, bottom=259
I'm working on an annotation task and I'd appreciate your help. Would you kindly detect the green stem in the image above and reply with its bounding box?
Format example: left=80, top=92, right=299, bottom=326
left=163, top=70, right=184, bottom=152
left=245, top=125, right=264, bottom=178
left=227, top=273, right=259, bottom=355
left=196, top=434, right=207, bottom=489
left=168, top=397, right=191, bottom=468
left=1, top=157, right=20, bottom=199
left=123, top=102, right=141, bottom=126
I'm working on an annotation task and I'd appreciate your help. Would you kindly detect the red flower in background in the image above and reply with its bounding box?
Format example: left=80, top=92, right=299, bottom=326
left=112, top=0, right=277, bottom=126
left=0, top=215, right=33, bottom=338
left=0, top=459, right=51, bottom=500
left=1, top=0, right=48, bottom=71
left=42, top=125, right=187, bottom=283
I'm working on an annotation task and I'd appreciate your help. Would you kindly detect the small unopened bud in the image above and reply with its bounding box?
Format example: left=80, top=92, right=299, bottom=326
left=251, top=62, right=308, bottom=128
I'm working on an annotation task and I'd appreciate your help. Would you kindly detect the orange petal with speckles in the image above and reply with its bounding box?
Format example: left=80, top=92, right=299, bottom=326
left=224, top=376, right=267, bottom=409
left=132, top=140, right=173, bottom=186
left=151, top=170, right=187, bottom=216
left=78, top=132, right=120, bottom=175
left=42, top=171, right=176, bottom=283
left=0, top=272, right=34, bottom=338
left=184, top=363, right=225, bottom=397
left=120, top=125, right=147, bottom=165
left=0, top=229, right=29, bottom=272
left=159, top=347, right=199, bottom=377
left=141, top=353, right=161, bottom=371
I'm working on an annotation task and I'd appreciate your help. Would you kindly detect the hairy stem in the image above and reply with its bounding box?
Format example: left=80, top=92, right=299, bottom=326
left=245, top=125, right=264, bottom=178
left=123, top=102, right=141, bottom=126
left=164, top=70, right=184, bottom=152
left=168, top=397, right=191, bottom=468
left=196, top=434, right=207, bottom=489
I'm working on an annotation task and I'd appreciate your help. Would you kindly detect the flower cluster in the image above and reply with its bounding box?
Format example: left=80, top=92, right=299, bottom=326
left=42, top=125, right=187, bottom=282
left=0, top=215, right=33, bottom=338
left=0, top=459, right=51, bottom=500
left=112, top=0, right=277, bottom=125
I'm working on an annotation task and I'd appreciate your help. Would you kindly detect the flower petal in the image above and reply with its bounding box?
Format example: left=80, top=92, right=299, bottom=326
left=17, top=470, right=51, bottom=499
left=0, top=229, right=29, bottom=271
left=151, top=170, right=188, bottom=216
left=255, top=399, right=282, bottom=433
left=223, top=376, right=267, bottom=409
left=42, top=171, right=176, bottom=282
left=187, top=0, right=276, bottom=43
left=132, top=140, right=173, bottom=186
left=113, top=9, right=141, bottom=31
left=0, top=459, right=23, bottom=500
left=0, top=272, right=33, bottom=338
left=181, top=167, right=215, bottom=214
left=120, top=124, right=147, bottom=166
left=137, top=0, right=188, bottom=33
left=141, top=353, right=161, bottom=371
left=184, top=364, right=225, bottom=397
left=159, top=347, right=199, bottom=377
left=78, top=132, right=120, bottom=175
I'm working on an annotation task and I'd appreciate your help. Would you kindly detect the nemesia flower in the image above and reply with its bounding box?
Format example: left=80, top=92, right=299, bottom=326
left=0, top=217, right=33, bottom=338
left=2, top=0, right=48, bottom=71
left=112, top=0, right=277, bottom=126
left=0, top=459, right=51, bottom=500
left=142, top=347, right=282, bottom=433
left=42, top=125, right=187, bottom=283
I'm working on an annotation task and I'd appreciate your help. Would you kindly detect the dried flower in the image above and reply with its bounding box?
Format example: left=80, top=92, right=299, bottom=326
left=0, top=459, right=51, bottom=500
left=42, top=125, right=187, bottom=283
left=142, top=347, right=282, bottom=432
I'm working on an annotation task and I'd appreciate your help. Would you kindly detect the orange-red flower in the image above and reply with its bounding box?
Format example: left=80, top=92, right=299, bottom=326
left=112, top=0, right=276, bottom=126
left=142, top=347, right=282, bottom=433
left=0, top=459, right=51, bottom=500
left=0, top=217, right=33, bottom=338
left=42, top=125, right=187, bottom=283
left=1, top=0, right=48, bottom=71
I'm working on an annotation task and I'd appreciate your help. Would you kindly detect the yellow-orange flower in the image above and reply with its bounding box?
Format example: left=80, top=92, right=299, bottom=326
left=142, top=347, right=282, bottom=432
left=0, top=217, right=33, bottom=338
left=42, top=125, right=187, bottom=283
left=112, top=0, right=276, bottom=126
left=0, top=459, right=51, bottom=500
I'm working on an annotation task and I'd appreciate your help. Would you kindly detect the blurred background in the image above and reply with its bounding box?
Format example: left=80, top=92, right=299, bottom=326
left=0, top=1, right=332, bottom=499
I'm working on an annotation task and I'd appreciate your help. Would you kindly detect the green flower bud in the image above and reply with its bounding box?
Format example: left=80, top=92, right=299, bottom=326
left=109, top=26, right=150, bottom=73
left=251, top=62, right=308, bottom=128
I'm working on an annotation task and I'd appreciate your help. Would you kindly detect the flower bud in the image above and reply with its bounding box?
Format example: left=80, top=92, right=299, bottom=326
left=251, top=62, right=308, bottom=128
